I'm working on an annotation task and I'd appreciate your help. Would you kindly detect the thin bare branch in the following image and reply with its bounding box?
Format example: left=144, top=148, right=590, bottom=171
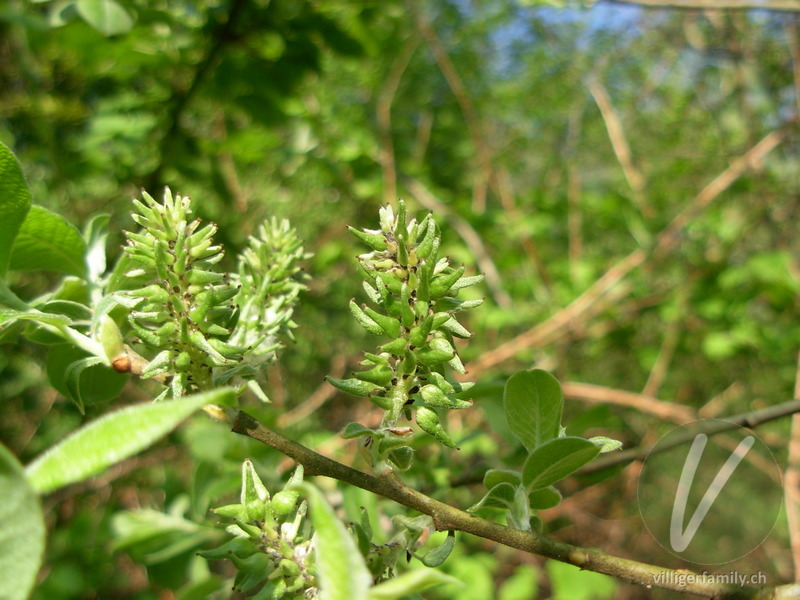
left=642, top=287, right=687, bottom=397
left=276, top=355, right=346, bottom=428
left=465, top=125, right=789, bottom=376
left=562, top=382, right=696, bottom=424
left=582, top=396, right=800, bottom=474
left=587, top=79, right=650, bottom=217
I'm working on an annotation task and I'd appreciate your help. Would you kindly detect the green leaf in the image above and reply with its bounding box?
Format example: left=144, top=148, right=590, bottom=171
left=76, top=0, right=133, bottom=36
left=0, top=142, right=31, bottom=279
left=468, top=482, right=517, bottom=512
left=483, top=468, right=522, bottom=490
left=528, top=486, right=562, bottom=510
left=9, top=205, right=87, bottom=277
left=25, top=388, right=235, bottom=494
left=0, top=280, right=28, bottom=311
left=0, top=308, right=72, bottom=328
left=0, top=443, right=45, bottom=600
left=521, top=437, right=601, bottom=491
left=46, top=344, right=127, bottom=412
left=508, top=484, right=532, bottom=531
left=367, top=567, right=462, bottom=600
left=503, top=370, right=563, bottom=452
left=291, top=483, right=372, bottom=600
left=416, top=530, right=456, bottom=567
left=342, top=422, right=375, bottom=439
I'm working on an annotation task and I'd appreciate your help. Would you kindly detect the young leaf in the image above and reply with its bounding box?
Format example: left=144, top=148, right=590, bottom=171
left=503, top=369, right=563, bottom=452
left=521, top=437, right=601, bottom=491
left=589, top=436, right=623, bottom=453
left=417, top=530, right=456, bottom=567
left=528, top=486, right=562, bottom=510
left=366, top=567, right=461, bottom=600
left=0, top=443, right=45, bottom=600
left=467, top=482, right=517, bottom=512
left=0, top=142, right=31, bottom=279
left=25, top=387, right=235, bottom=494
left=508, top=484, right=532, bottom=532
left=291, top=482, right=372, bottom=600
left=9, top=205, right=87, bottom=277
left=482, top=469, right=522, bottom=490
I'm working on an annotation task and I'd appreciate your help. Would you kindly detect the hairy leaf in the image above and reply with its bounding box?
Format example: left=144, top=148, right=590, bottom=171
left=26, top=388, right=235, bottom=494
left=0, top=443, right=45, bottom=600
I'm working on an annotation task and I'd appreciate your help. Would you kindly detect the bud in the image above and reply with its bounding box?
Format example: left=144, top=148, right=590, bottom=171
left=348, top=226, right=388, bottom=252
left=416, top=407, right=457, bottom=448
left=325, top=376, right=382, bottom=397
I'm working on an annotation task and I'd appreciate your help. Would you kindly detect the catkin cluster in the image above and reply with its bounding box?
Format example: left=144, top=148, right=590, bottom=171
left=119, top=189, right=307, bottom=400
left=327, top=200, right=483, bottom=465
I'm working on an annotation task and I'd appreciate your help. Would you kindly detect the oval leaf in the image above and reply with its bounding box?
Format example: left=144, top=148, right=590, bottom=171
left=25, top=388, right=235, bottom=494
left=292, top=483, right=372, bottom=600
left=528, top=486, right=562, bottom=510
left=76, top=0, right=134, bottom=36
left=483, top=468, right=522, bottom=490
left=9, top=205, right=87, bottom=277
left=503, top=370, right=563, bottom=452
left=0, top=443, right=45, bottom=600
left=521, top=437, right=601, bottom=491
left=468, top=481, right=517, bottom=512
left=0, top=142, right=31, bottom=279
left=46, top=344, right=128, bottom=413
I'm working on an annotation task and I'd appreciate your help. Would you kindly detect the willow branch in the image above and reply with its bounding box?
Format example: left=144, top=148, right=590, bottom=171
left=581, top=396, right=800, bottom=474
left=232, top=410, right=797, bottom=599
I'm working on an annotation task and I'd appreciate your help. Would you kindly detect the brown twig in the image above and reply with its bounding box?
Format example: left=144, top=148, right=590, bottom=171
left=587, top=79, right=650, bottom=218
left=231, top=410, right=796, bottom=599
left=562, top=382, right=696, bottom=424
left=642, top=287, right=687, bottom=398
left=276, top=355, right=347, bottom=428
left=465, top=125, right=789, bottom=377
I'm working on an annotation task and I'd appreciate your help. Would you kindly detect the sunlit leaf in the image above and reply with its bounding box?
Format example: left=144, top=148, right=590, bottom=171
left=503, top=370, right=563, bottom=452
left=0, top=443, right=45, bottom=600
left=9, top=205, right=86, bottom=277
left=25, top=388, right=235, bottom=494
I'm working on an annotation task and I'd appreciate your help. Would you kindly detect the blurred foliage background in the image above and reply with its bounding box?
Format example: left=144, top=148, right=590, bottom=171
left=1, top=0, right=798, bottom=598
